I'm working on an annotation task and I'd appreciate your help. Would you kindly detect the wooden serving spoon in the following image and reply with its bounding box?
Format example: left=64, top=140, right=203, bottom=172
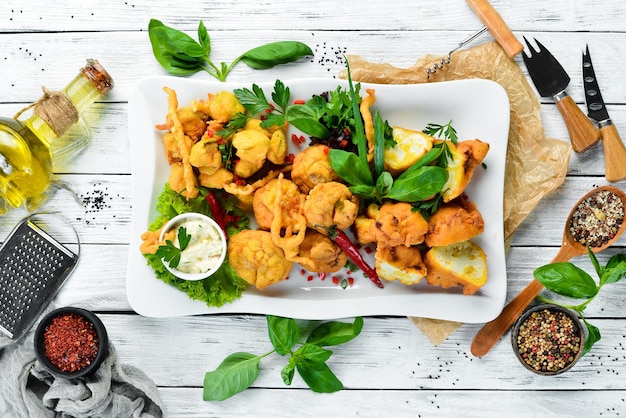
left=470, top=185, right=626, bottom=357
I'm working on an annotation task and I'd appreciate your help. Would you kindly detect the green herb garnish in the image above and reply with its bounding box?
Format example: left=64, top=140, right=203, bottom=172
left=423, top=120, right=458, bottom=144
left=203, top=316, right=363, bottom=401
left=534, top=247, right=626, bottom=355
left=148, top=19, right=312, bottom=81
left=155, top=226, right=191, bottom=268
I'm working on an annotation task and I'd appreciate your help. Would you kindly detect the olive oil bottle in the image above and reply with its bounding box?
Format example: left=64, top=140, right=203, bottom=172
left=0, top=59, right=113, bottom=214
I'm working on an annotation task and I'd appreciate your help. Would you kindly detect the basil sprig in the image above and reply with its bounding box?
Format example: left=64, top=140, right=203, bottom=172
left=203, top=316, right=363, bottom=401
left=148, top=19, right=313, bottom=81
left=534, top=248, right=626, bottom=355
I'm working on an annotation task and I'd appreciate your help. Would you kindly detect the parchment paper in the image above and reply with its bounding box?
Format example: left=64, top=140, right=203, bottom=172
left=342, top=41, right=572, bottom=345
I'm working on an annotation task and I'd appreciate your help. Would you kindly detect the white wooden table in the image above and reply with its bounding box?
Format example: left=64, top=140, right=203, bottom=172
left=2, top=1, right=626, bottom=416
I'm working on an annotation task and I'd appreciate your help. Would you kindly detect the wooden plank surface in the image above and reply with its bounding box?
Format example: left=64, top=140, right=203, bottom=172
left=1, top=0, right=626, bottom=416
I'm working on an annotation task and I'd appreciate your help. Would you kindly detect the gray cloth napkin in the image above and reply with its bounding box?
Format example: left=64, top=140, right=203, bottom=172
left=0, top=318, right=165, bottom=418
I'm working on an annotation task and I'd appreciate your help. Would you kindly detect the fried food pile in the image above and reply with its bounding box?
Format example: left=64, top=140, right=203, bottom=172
left=142, top=84, right=491, bottom=295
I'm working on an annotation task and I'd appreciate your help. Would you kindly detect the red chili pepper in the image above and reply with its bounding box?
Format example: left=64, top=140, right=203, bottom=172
left=332, top=230, right=383, bottom=288
left=205, top=190, right=228, bottom=240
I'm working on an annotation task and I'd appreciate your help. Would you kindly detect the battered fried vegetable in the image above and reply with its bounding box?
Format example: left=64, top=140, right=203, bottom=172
left=291, top=144, right=337, bottom=194
left=295, top=230, right=348, bottom=273
left=425, top=199, right=485, bottom=247
left=441, top=139, right=490, bottom=202
left=253, top=177, right=305, bottom=231
left=375, top=245, right=427, bottom=285
left=228, top=230, right=293, bottom=290
left=354, top=202, right=429, bottom=247
left=304, top=182, right=359, bottom=234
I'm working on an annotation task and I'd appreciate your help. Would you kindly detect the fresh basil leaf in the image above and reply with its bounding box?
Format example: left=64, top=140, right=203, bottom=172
left=267, top=316, right=299, bottom=355
left=375, top=171, right=393, bottom=198
left=288, top=117, right=330, bottom=139
left=306, top=317, right=363, bottom=346
left=148, top=20, right=206, bottom=75
left=198, top=21, right=211, bottom=56
left=600, top=253, right=626, bottom=285
left=348, top=184, right=375, bottom=199
left=241, top=41, right=313, bottom=69
left=395, top=147, right=443, bottom=181
left=281, top=360, right=296, bottom=385
left=296, top=360, right=343, bottom=393
left=293, top=344, right=333, bottom=363
left=534, top=262, right=599, bottom=299
left=286, top=98, right=330, bottom=138
left=386, top=166, right=448, bottom=202
left=329, top=149, right=373, bottom=187
left=582, top=318, right=600, bottom=356
left=203, top=352, right=261, bottom=401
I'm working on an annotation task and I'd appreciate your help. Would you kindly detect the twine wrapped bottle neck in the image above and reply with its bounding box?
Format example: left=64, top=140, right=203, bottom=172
left=14, top=87, right=79, bottom=137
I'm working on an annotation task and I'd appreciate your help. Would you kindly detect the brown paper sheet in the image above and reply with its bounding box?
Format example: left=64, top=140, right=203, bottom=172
left=341, top=42, right=571, bottom=345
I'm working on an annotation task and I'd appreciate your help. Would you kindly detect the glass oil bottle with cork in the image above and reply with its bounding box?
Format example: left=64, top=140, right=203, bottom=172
left=0, top=59, right=114, bottom=214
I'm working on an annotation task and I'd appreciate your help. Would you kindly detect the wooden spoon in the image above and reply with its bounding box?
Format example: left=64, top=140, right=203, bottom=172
left=470, top=185, right=626, bottom=357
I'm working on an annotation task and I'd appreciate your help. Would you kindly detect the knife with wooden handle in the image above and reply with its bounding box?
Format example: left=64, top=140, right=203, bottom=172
left=583, top=45, right=626, bottom=182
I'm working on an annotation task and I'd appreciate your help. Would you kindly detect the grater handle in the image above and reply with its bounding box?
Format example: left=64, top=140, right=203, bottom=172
left=466, top=0, right=523, bottom=58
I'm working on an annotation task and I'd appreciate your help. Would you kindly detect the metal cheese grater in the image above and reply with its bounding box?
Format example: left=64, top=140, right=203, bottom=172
left=0, top=213, right=79, bottom=340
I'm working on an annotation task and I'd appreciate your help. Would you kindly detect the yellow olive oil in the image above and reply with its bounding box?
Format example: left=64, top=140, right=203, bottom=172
left=0, top=60, right=113, bottom=214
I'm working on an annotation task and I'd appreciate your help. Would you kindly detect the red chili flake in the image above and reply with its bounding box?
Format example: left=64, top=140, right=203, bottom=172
left=207, top=129, right=215, bottom=138
left=300, top=269, right=306, bottom=275
left=364, top=246, right=373, bottom=254
left=285, top=153, right=295, bottom=164
left=339, top=139, right=348, bottom=148
left=332, top=276, right=339, bottom=285
left=343, top=127, right=350, bottom=135
left=323, top=146, right=330, bottom=154
left=294, top=99, right=306, bottom=105
left=43, top=313, right=99, bottom=373
left=260, top=115, right=267, bottom=121
left=265, top=108, right=273, bottom=114
left=307, top=275, right=314, bottom=282
left=348, top=277, right=354, bottom=286
left=318, top=272, right=327, bottom=280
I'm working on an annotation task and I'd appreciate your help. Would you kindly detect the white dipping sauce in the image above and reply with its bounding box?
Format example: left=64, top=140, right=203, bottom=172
left=172, top=219, right=224, bottom=274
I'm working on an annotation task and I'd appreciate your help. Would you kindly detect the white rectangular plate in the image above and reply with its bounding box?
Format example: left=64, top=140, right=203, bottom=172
left=126, top=76, right=510, bottom=322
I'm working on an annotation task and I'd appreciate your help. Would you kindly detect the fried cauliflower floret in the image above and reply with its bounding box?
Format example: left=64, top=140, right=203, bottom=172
left=198, top=167, right=234, bottom=190
left=295, top=230, right=347, bottom=273
left=384, top=127, right=434, bottom=175
left=291, top=144, right=337, bottom=194
left=228, top=230, right=293, bottom=290
left=168, top=162, right=199, bottom=199
left=176, top=108, right=207, bottom=141
left=189, top=138, right=223, bottom=174
left=304, top=182, right=359, bottom=234
left=424, top=241, right=487, bottom=295
left=354, top=202, right=428, bottom=247
left=375, top=245, right=427, bottom=285
left=441, top=139, right=490, bottom=202
left=232, top=129, right=271, bottom=178
left=425, top=199, right=485, bottom=247
left=193, top=91, right=245, bottom=124
left=253, top=178, right=305, bottom=231
left=139, top=227, right=175, bottom=255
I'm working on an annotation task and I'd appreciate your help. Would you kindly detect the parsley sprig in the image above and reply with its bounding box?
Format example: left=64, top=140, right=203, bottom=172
left=155, top=226, right=191, bottom=268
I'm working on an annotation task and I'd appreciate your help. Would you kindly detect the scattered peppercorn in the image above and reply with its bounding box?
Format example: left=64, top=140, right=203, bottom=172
left=43, top=313, right=99, bottom=373
left=569, top=190, right=624, bottom=247
left=515, top=308, right=582, bottom=373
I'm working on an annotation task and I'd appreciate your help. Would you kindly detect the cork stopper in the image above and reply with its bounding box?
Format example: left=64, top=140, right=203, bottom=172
left=80, top=59, right=114, bottom=95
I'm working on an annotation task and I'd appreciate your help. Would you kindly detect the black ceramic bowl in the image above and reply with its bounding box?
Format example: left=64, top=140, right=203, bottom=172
left=511, top=304, right=585, bottom=376
left=34, top=307, right=109, bottom=379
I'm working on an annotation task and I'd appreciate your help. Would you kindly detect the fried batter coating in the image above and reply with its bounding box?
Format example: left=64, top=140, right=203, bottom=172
left=189, top=138, right=222, bottom=173
left=228, top=230, right=293, bottom=290
left=291, top=144, right=337, bottom=194
left=304, top=182, right=359, bottom=234
left=253, top=177, right=305, bottom=231
left=375, top=245, right=427, bottom=285
left=232, top=129, right=271, bottom=178
left=294, top=230, right=347, bottom=273
left=441, top=139, right=490, bottom=202
left=270, top=175, right=307, bottom=260
left=425, top=199, right=485, bottom=247
left=198, top=167, right=234, bottom=190
left=424, top=241, right=487, bottom=295
left=354, top=202, right=428, bottom=247
left=359, top=88, right=376, bottom=159
left=223, top=167, right=289, bottom=212
left=139, top=226, right=175, bottom=255
left=192, top=91, right=245, bottom=124
left=168, top=162, right=199, bottom=199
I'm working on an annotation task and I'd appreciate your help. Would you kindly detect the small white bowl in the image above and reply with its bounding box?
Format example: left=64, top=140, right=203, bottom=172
left=158, top=212, right=227, bottom=281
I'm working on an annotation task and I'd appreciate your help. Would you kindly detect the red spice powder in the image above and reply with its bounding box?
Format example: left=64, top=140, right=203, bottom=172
left=43, top=313, right=99, bottom=373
